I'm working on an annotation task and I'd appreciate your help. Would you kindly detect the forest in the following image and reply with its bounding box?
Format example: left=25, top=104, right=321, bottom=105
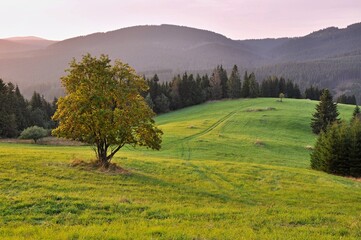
left=0, top=64, right=357, bottom=138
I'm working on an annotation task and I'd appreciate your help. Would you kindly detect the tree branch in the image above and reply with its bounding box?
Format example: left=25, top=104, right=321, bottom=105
left=106, top=143, right=125, bottom=161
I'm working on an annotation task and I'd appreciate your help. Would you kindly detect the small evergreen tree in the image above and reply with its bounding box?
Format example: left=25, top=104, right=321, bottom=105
left=352, top=105, right=361, bottom=121
left=311, top=89, right=339, bottom=134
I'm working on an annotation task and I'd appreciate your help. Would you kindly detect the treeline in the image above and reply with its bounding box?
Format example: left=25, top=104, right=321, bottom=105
left=337, top=94, right=357, bottom=105
left=254, top=56, right=361, bottom=103
left=144, top=65, right=357, bottom=114
left=144, top=65, right=306, bottom=114
left=2, top=64, right=357, bottom=138
left=304, top=86, right=357, bottom=104
left=0, top=79, right=56, bottom=138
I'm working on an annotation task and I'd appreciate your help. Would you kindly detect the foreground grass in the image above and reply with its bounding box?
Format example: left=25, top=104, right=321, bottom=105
left=1, top=98, right=361, bottom=239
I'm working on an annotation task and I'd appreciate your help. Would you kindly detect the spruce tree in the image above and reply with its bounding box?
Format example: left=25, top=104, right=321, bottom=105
left=242, top=71, right=250, bottom=98
left=352, top=105, right=361, bottom=121
left=310, top=129, right=328, bottom=171
left=154, top=93, right=170, bottom=113
left=210, top=67, right=222, bottom=100
left=311, top=122, right=349, bottom=175
left=227, top=65, right=241, bottom=98
left=170, top=75, right=182, bottom=110
left=248, top=73, right=259, bottom=98
left=201, top=74, right=211, bottom=101
left=349, top=119, right=361, bottom=177
left=219, top=65, right=229, bottom=98
left=311, top=89, right=339, bottom=134
left=331, top=122, right=350, bottom=176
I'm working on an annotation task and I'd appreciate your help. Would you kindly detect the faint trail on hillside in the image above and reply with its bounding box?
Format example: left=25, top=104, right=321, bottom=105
left=177, top=110, right=239, bottom=160
left=182, top=110, right=238, bottom=141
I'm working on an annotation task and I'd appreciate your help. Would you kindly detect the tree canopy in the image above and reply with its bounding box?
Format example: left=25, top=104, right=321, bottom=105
left=52, top=54, right=163, bottom=167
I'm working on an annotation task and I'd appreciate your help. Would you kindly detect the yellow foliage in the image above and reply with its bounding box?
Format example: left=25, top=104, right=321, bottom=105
left=52, top=54, right=162, bottom=163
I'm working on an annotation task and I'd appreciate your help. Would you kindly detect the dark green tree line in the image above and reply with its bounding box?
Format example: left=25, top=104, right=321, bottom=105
left=0, top=79, right=56, bottom=138
left=337, top=94, right=357, bottom=105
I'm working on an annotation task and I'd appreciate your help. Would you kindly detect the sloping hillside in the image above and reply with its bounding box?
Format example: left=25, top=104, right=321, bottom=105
left=1, top=98, right=360, bottom=239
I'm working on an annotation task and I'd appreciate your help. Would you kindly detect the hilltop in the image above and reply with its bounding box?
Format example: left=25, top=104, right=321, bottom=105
left=0, top=23, right=360, bottom=99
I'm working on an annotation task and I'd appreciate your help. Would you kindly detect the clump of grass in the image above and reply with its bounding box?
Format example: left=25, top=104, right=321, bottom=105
left=305, top=145, right=314, bottom=151
left=119, top=198, right=132, bottom=204
left=70, top=159, right=130, bottom=174
left=254, top=139, right=265, bottom=147
left=245, top=107, right=276, bottom=112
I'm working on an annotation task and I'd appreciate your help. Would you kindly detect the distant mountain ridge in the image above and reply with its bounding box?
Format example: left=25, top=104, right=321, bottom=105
left=0, top=23, right=360, bottom=100
left=0, top=37, right=56, bottom=54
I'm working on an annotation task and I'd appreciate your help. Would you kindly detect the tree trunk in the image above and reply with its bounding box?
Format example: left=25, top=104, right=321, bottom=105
left=95, top=143, right=124, bottom=168
left=96, top=143, right=109, bottom=168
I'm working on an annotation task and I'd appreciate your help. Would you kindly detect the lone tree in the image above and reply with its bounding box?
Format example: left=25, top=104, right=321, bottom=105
left=311, top=89, right=339, bottom=134
left=19, top=126, right=48, bottom=143
left=52, top=54, right=163, bottom=168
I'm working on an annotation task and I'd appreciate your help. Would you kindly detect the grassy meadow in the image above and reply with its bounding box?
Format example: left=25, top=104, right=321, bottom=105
left=1, top=98, right=361, bottom=239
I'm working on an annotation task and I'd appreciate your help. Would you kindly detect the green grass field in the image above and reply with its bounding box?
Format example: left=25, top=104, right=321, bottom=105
left=1, top=98, right=361, bottom=239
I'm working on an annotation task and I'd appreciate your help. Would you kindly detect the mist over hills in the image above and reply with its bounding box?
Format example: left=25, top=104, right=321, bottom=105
left=0, top=37, right=56, bottom=54
left=0, top=23, right=360, bottom=100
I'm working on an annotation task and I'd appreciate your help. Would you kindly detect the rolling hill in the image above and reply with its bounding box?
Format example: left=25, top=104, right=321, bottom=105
left=1, top=98, right=360, bottom=239
left=0, top=23, right=361, bottom=100
left=0, top=37, right=56, bottom=54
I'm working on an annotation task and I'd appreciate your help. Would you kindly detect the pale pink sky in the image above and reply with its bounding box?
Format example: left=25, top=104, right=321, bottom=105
left=0, top=0, right=360, bottom=40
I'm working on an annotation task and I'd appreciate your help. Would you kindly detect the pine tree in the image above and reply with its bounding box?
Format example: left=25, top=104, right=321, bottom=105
left=201, top=74, right=211, bottom=101
left=219, top=65, right=228, bottom=98
left=145, top=93, right=154, bottom=110
left=210, top=67, right=222, bottom=100
left=331, top=122, right=350, bottom=176
left=248, top=73, right=259, bottom=98
left=227, top=65, right=241, bottom=98
left=349, top=119, right=361, bottom=177
left=311, top=126, right=332, bottom=171
left=242, top=71, right=250, bottom=98
left=311, top=122, right=349, bottom=175
left=293, top=84, right=302, bottom=99
left=311, top=89, right=339, bottom=134
left=352, top=105, right=361, bottom=121
left=154, top=93, right=170, bottom=113
left=170, top=75, right=182, bottom=110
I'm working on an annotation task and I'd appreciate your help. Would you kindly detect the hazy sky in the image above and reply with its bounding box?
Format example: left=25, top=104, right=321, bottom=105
left=1, top=0, right=360, bottom=40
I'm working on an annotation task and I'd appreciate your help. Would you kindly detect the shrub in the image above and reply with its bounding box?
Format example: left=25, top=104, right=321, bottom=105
left=19, top=126, right=48, bottom=143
